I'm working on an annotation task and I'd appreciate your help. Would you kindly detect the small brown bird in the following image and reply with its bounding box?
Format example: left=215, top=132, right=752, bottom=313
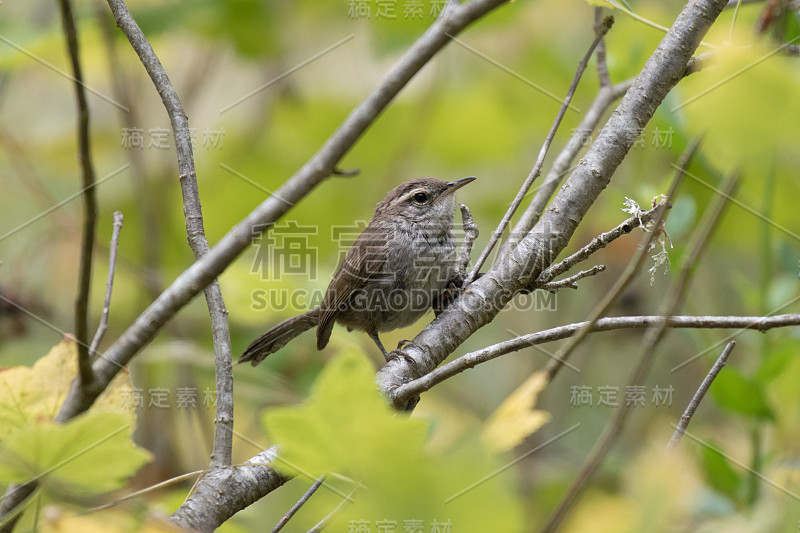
left=239, top=176, right=476, bottom=365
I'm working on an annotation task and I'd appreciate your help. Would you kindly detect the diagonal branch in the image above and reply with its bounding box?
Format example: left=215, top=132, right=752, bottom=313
left=668, top=341, right=735, bottom=450
left=537, top=264, right=606, bottom=291
left=501, top=82, right=631, bottom=254
left=505, top=38, right=714, bottom=255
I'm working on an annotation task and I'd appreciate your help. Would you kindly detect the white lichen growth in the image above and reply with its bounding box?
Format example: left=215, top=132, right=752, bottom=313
left=621, top=197, right=645, bottom=227
left=648, top=235, right=672, bottom=287
left=622, top=196, right=673, bottom=287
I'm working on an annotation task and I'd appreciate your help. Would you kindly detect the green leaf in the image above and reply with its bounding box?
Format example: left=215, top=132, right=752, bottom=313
left=0, top=411, right=151, bottom=495
left=263, top=352, right=523, bottom=531
left=0, top=341, right=151, bottom=503
left=678, top=31, right=800, bottom=177
left=699, top=441, right=741, bottom=502
left=710, top=367, right=774, bottom=420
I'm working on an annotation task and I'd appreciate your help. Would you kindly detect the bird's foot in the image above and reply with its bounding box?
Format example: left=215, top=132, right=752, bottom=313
left=385, top=347, right=418, bottom=369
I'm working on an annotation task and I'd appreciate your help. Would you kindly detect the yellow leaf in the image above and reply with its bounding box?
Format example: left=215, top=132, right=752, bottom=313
left=0, top=340, right=148, bottom=511
left=0, top=340, right=77, bottom=433
left=481, top=371, right=551, bottom=452
left=0, top=339, right=136, bottom=429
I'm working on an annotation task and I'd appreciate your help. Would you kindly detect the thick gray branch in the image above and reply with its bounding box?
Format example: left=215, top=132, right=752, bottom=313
left=170, top=448, right=290, bottom=533
left=378, top=0, right=731, bottom=409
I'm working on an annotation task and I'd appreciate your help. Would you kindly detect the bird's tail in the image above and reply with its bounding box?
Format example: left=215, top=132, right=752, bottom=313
left=238, top=308, right=320, bottom=366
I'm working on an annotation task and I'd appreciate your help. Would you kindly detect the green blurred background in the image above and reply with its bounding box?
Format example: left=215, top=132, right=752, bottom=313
left=2, top=0, right=800, bottom=530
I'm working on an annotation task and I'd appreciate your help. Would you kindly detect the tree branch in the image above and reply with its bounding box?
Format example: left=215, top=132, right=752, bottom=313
left=535, top=197, right=668, bottom=286
left=102, top=0, right=235, bottom=469
left=393, top=314, right=794, bottom=398
left=89, top=211, right=123, bottom=358
left=501, top=82, right=631, bottom=253
left=668, top=341, right=735, bottom=450
left=507, top=44, right=716, bottom=253
left=169, top=448, right=290, bottom=533
left=57, top=0, right=97, bottom=393
left=463, top=16, right=614, bottom=286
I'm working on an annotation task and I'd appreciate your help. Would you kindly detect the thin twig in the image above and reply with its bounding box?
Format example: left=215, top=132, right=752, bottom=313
left=463, top=16, right=615, bottom=287
left=393, top=313, right=797, bottom=399
left=541, top=172, right=740, bottom=533
left=57, top=0, right=97, bottom=389
left=272, top=475, right=327, bottom=533
left=536, top=199, right=667, bottom=285
left=89, top=469, right=207, bottom=512
left=306, top=482, right=360, bottom=533
left=594, top=7, right=612, bottom=87
left=668, top=341, right=735, bottom=450
left=95, top=4, right=164, bottom=299
left=538, top=265, right=606, bottom=292
left=103, top=0, right=234, bottom=469
left=502, top=80, right=632, bottom=252
left=89, top=212, right=123, bottom=358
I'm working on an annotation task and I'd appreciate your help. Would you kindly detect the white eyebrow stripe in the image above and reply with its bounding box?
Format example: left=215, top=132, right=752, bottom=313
left=398, top=189, right=426, bottom=203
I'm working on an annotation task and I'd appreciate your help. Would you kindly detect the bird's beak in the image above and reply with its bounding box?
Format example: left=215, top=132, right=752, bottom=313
left=434, top=176, right=477, bottom=203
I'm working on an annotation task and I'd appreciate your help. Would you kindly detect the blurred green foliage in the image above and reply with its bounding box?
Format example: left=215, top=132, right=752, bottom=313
left=1, top=0, right=800, bottom=531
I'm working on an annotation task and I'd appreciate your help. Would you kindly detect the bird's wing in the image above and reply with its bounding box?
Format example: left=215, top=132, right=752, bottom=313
left=316, top=225, right=389, bottom=349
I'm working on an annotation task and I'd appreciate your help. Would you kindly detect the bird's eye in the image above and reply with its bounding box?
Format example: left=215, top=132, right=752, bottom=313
left=412, top=192, right=429, bottom=204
